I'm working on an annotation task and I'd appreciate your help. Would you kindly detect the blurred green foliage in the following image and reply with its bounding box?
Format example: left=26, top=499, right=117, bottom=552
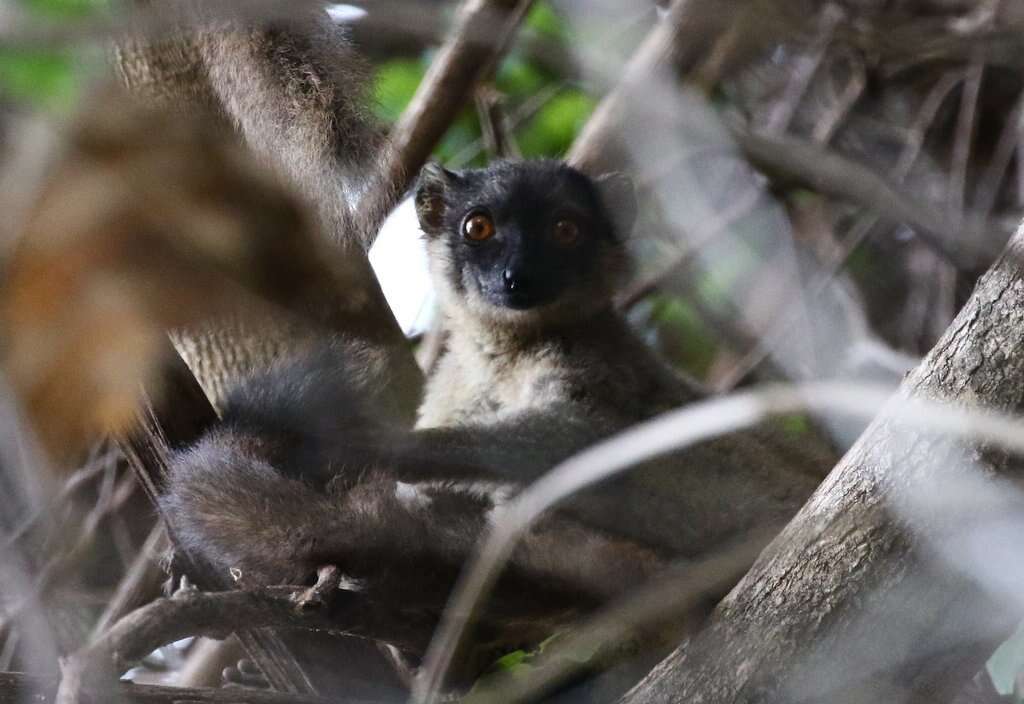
left=372, top=2, right=593, bottom=164
left=1, top=0, right=729, bottom=384
left=644, top=296, right=718, bottom=378
left=0, top=51, right=79, bottom=109
left=0, top=0, right=112, bottom=110
left=22, top=0, right=111, bottom=18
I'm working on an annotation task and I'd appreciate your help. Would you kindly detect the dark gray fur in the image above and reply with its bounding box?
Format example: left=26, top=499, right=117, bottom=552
left=163, top=161, right=833, bottom=672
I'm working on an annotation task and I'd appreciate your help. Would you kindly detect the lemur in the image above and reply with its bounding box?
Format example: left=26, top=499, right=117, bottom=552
left=107, top=0, right=835, bottom=683
left=162, top=160, right=833, bottom=670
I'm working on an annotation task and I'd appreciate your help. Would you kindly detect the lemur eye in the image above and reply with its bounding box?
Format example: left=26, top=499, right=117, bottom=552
left=552, top=219, right=580, bottom=247
left=463, top=213, right=495, bottom=242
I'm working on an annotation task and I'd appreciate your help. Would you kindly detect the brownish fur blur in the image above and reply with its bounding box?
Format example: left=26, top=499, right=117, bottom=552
left=0, top=89, right=345, bottom=464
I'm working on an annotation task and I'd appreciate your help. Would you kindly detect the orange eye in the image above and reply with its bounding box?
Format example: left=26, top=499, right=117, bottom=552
left=552, top=219, right=580, bottom=247
left=463, top=213, right=495, bottom=242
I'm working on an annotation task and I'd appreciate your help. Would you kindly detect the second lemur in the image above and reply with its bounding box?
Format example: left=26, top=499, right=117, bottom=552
left=163, top=159, right=831, bottom=669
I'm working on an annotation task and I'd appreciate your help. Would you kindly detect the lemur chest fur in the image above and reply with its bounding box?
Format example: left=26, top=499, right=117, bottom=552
left=417, top=338, right=574, bottom=428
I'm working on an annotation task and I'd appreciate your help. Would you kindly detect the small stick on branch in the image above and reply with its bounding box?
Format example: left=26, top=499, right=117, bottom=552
left=949, top=58, right=984, bottom=219
left=974, top=88, right=1024, bottom=220
left=56, top=569, right=358, bottom=704
left=475, top=87, right=520, bottom=160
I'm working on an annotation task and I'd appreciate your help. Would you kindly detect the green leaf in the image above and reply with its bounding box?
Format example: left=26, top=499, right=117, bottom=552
left=21, top=0, right=112, bottom=19
left=694, top=245, right=758, bottom=311
left=434, top=108, right=484, bottom=163
left=0, top=49, right=79, bottom=110
left=775, top=414, right=811, bottom=437
left=517, top=89, right=595, bottom=158
left=648, top=295, right=718, bottom=377
left=373, top=59, right=426, bottom=124
left=494, top=649, right=529, bottom=671
left=524, top=2, right=567, bottom=40
left=495, top=56, right=546, bottom=98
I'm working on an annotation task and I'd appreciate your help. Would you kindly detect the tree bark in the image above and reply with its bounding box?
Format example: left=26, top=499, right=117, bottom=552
left=621, top=224, right=1024, bottom=703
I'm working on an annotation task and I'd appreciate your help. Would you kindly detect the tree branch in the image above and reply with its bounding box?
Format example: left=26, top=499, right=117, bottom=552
left=56, top=569, right=420, bottom=704
left=376, top=0, right=533, bottom=200
left=0, top=670, right=344, bottom=704
left=620, top=221, right=1024, bottom=703
left=730, top=125, right=1007, bottom=273
left=567, top=0, right=748, bottom=175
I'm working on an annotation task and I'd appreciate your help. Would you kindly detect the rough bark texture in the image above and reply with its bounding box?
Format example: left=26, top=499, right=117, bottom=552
left=621, top=225, right=1024, bottom=703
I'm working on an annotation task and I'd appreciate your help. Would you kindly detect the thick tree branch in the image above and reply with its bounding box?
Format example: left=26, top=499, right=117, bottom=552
left=620, top=223, right=1024, bottom=703
left=376, top=0, right=533, bottom=199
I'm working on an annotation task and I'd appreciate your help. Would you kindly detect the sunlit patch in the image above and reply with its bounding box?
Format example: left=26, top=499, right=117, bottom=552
left=324, top=4, right=367, bottom=23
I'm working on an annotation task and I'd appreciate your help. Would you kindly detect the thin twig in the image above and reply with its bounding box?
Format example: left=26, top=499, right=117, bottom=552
left=448, top=79, right=566, bottom=168
left=89, top=525, right=169, bottom=639
left=475, top=87, right=520, bottom=160
left=974, top=88, right=1024, bottom=220
left=763, top=3, right=844, bottom=135
left=732, top=124, right=1005, bottom=271
left=895, top=71, right=967, bottom=177
left=3, top=445, right=117, bottom=550
left=949, top=59, right=984, bottom=219
left=711, top=217, right=875, bottom=392
left=618, top=185, right=763, bottom=309
left=811, top=51, right=867, bottom=145
left=715, top=71, right=975, bottom=390
left=567, top=0, right=745, bottom=175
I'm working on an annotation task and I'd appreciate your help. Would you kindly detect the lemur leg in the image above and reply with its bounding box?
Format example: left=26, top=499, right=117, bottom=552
left=162, top=427, right=666, bottom=655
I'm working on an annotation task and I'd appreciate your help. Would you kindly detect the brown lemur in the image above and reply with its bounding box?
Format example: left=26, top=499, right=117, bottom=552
left=163, top=161, right=675, bottom=656
left=120, top=0, right=836, bottom=684
left=163, top=160, right=835, bottom=673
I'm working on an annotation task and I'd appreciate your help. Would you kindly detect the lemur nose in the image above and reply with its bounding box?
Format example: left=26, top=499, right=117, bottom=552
left=503, top=268, right=526, bottom=292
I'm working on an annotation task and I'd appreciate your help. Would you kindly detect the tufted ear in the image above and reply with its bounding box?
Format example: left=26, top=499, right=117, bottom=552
left=594, top=172, right=637, bottom=239
left=415, top=163, right=460, bottom=235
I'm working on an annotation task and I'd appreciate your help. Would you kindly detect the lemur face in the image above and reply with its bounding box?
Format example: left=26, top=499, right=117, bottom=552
left=415, top=160, right=636, bottom=325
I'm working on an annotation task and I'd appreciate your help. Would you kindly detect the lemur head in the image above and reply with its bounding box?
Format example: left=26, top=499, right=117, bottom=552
left=415, top=160, right=636, bottom=329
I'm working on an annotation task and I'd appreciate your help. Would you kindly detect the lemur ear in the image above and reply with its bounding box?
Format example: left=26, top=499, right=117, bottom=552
left=415, top=163, right=459, bottom=234
left=594, top=172, right=637, bottom=238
